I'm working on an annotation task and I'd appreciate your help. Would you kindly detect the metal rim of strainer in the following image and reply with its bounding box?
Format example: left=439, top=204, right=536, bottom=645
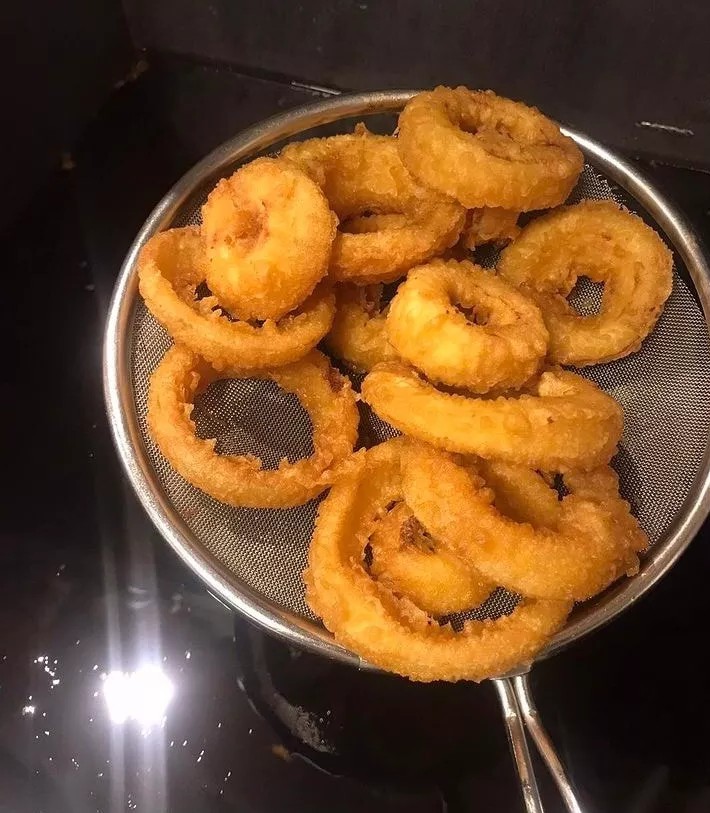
left=104, top=90, right=710, bottom=673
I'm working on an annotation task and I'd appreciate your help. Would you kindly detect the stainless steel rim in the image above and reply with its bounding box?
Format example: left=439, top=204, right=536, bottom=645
left=103, top=90, right=710, bottom=672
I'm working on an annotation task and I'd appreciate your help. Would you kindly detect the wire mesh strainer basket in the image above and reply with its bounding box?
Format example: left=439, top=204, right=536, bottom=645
left=104, top=91, right=710, bottom=812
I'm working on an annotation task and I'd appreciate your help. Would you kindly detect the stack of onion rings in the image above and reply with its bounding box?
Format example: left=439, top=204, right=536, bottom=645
left=134, top=86, right=668, bottom=683
left=281, top=131, right=466, bottom=283
left=402, top=444, right=648, bottom=602
left=498, top=200, right=674, bottom=365
left=304, top=439, right=572, bottom=682
left=138, top=227, right=335, bottom=370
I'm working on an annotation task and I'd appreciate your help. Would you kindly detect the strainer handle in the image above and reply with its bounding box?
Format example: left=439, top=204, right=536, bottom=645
left=493, top=677, right=545, bottom=812
left=511, top=673, right=585, bottom=813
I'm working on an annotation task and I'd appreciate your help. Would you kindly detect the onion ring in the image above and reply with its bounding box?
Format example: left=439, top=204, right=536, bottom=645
left=361, top=362, right=623, bottom=471
left=397, top=87, right=584, bottom=210
left=497, top=200, right=674, bottom=365
left=369, top=501, right=494, bottom=616
left=460, top=207, right=521, bottom=250
left=201, top=157, right=336, bottom=320
left=147, top=346, right=359, bottom=508
left=138, top=227, right=335, bottom=370
left=386, top=259, right=548, bottom=392
left=402, top=444, right=648, bottom=601
left=281, top=132, right=465, bottom=283
left=324, top=284, right=399, bottom=372
left=304, top=439, right=571, bottom=682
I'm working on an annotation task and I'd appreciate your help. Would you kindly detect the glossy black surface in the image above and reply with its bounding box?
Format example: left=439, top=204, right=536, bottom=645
left=122, top=0, right=710, bottom=169
left=2, top=56, right=710, bottom=813
left=0, top=0, right=131, bottom=226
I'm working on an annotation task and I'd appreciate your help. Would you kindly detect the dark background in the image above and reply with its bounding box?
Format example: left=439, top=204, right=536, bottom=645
left=2, top=3, right=710, bottom=813
left=2, top=0, right=710, bottom=226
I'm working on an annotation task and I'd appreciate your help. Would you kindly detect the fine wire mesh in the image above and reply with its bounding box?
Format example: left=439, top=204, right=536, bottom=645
left=129, top=116, right=710, bottom=629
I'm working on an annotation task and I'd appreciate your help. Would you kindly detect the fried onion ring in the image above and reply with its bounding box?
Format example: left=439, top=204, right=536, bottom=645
left=304, top=439, right=571, bottom=682
left=460, top=207, right=521, bottom=250
left=402, top=444, right=648, bottom=601
left=200, top=157, right=337, bottom=320
left=369, top=502, right=494, bottom=616
left=138, top=227, right=335, bottom=370
left=147, top=346, right=359, bottom=508
left=324, top=284, right=399, bottom=372
left=281, top=132, right=465, bottom=283
left=397, top=87, right=584, bottom=210
left=497, top=200, right=674, bottom=365
left=386, top=259, right=548, bottom=392
left=361, top=362, right=623, bottom=471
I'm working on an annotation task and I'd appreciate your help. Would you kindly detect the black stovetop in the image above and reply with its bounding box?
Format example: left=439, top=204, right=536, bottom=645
left=2, top=56, right=710, bottom=813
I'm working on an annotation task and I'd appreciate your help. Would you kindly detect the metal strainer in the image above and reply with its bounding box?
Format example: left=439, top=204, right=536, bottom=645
left=104, top=91, right=710, bottom=812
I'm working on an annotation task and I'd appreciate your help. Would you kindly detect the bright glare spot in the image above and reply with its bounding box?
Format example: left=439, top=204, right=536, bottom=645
left=22, top=705, right=36, bottom=716
left=103, top=666, right=174, bottom=727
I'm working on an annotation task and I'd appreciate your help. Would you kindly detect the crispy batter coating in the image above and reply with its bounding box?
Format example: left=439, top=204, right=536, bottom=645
left=281, top=132, right=465, bottom=283
left=460, top=207, right=521, bottom=250
left=386, top=259, right=548, bottom=392
left=361, top=362, right=623, bottom=471
left=148, top=346, right=358, bottom=508
left=498, top=200, right=674, bottom=365
left=402, top=444, right=648, bottom=601
left=369, top=502, right=494, bottom=615
left=397, top=87, right=583, bottom=210
left=138, top=227, right=334, bottom=370
left=325, top=284, right=399, bottom=372
left=340, top=213, right=408, bottom=234
left=201, top=158, right=336, bottom=320
left=304, top=440, right=571, bottom=682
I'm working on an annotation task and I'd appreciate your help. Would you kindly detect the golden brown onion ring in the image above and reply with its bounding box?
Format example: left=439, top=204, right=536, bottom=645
left=386, top=259, right=548, bottom=392
left=138, top=227, right=335, bottom=370
left=397, top=87, right=584, bottom=211
left=498, top=200, right=674, bottom=365
left=460, top=207, right=521, bottom=250
left=402, top=444, right=648, bottom=601
left=201, top=158, right=336, bottom=321
left=281, top=132, right=465, bottom=283
left=369, top=502, right=494, bottom=616
left=304, top=439, right=571, bottom=682
left=147, top=346, right=359, bottom=509
left=324, top=284, right=399, bottom=373
left=361, top=362, right=623, bottom=471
